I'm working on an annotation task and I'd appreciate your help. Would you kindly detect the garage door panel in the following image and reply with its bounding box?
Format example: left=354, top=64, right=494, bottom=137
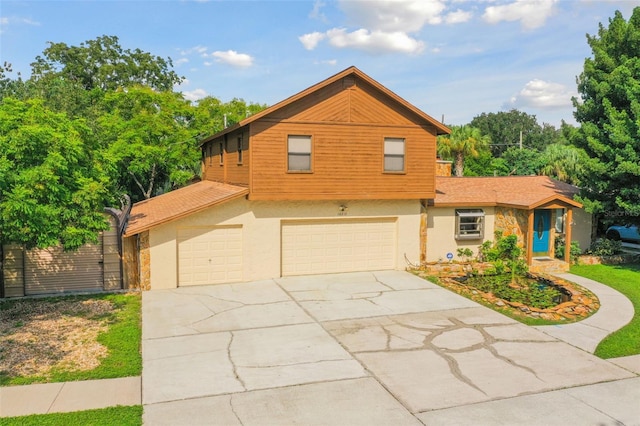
left=178, top=226, right=242, bottom=286
left=281, top=219, right=396, bottom=276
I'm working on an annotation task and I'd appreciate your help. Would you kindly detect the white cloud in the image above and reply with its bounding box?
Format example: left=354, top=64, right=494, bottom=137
left=182, top=88, right=208, bottom=102
left=483, top=0, right=558, bottom=30
left=210, top=50, right=254, bottom=68
left=0, top=16, right=40, bottom=33
left=309, top=0, right=327, bottom=22
left=338, top=0, right=447, bottom=32
left=299, top=32, right=326, bottom=50
left=314, top=59, right=338, bottom=65
left=508, top=79, right=575, bottom=109
left=326, top=28, right=425, bottom=54
left=445, top=9, right=472, bottom=24
left=175, top=58, right=189, bottom=66
left=180, top=45, right=208, bottom=56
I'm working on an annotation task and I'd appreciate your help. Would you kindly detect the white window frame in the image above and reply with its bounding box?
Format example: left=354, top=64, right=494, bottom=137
left=384, top=137, right=405, bottom=172
left=287, top=135, right=312, bottom=172
left=455, top=209, right=484, bottom=240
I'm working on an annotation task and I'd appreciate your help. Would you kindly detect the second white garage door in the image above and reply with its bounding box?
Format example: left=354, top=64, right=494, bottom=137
left=178, top=226, right=242, bottom=286
left=281, top=218, right=397, bottom=276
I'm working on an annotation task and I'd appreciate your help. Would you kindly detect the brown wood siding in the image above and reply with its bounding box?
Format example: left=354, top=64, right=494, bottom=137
left=224, top=128, right=250, bottom=186
left=269, top=79, right=349, bottom=123
left=202, top=130, right=250, bottom=186
left=199, top=73, right=439, bottom=199
left=249, top=121, right=436, bottom=200
left=349, top=79, right=419, bottom=125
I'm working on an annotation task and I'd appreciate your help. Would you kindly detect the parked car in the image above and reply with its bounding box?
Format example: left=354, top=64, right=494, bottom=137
left=606, top=224, right=640, bottom=243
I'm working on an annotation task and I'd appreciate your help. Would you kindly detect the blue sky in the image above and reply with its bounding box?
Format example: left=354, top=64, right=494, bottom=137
left=1, top=1, right=637, bottom=127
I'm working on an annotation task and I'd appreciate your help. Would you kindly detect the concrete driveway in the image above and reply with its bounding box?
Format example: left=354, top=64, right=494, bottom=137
left=141, top=271, right=637, bottom=425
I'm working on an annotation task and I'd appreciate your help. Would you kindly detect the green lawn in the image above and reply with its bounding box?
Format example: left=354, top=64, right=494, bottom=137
left=0, top=405, right=142, bottom=426
left=570, top=263, right=640, bottom=359
left=0, top=292, right=141, bottom=386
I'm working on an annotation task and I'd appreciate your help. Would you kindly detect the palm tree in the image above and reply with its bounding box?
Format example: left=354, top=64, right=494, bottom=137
left=437, top=125, right=490, bottom=177
left=539, top=143, right=588, bottom=185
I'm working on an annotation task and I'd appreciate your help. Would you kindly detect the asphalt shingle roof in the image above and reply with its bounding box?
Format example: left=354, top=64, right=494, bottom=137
left=124, top=181, right=248, bottom=236
left=434, top=176, right=582, bottom=209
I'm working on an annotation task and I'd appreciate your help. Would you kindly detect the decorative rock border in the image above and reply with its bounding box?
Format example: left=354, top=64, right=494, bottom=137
left=414, top=269, right=600, bottom=322
left=577, top=253, right=639, bottom=265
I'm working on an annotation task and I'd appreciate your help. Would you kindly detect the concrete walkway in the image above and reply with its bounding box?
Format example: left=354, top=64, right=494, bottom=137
left=0, top=271, right=637, bottom=424
left=534, top=273, right=635, bottom=353
left=0, top=376, right=140, bottom=418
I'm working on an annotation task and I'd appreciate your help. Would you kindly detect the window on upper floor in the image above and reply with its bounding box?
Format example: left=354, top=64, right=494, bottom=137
left=455, top=209, right=484, bottom=240
left=384, top=138, right=405, bottom=172
left=237, top=135, right=244, bottom=165
left=288, top=135, right=312, bottom=172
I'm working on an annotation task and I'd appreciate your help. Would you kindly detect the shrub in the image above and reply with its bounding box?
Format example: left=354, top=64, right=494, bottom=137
left=456, top=248, right=473, bottom=262
left=478, top=231, right=528, bottom=281
left=587, top=238, right=622, bottom=257
left=555, top=236, right=582, bottom=263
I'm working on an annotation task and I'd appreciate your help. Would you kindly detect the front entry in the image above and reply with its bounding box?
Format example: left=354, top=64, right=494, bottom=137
left=532, top=210, right=551, bottom=255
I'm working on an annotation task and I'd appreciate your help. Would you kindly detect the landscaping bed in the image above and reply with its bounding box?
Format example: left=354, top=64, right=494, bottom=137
left=414, top=269, right=599, bottom=323
left=0, top=292, right=141, bottom=386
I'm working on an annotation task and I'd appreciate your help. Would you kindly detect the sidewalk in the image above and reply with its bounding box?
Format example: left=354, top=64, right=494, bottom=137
left=0, top=376, right=140, bottom=418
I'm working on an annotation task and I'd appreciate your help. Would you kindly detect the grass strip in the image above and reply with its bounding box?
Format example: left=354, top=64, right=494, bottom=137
left=0, top=405, right=142, bottom=426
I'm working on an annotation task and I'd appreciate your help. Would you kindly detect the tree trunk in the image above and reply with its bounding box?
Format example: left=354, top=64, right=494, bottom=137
left=454, top=152, right=465, bottom=177
left=129, top=163, right=157, bottom=199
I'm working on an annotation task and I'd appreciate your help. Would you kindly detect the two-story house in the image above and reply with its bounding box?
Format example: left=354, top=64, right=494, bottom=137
left=122, top=66, right=590, bottom=291
left=123, top=66, right=449, bottom=289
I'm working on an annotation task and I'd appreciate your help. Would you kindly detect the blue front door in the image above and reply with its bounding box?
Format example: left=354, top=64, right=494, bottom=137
left=533, top=210, right=551, bottom=254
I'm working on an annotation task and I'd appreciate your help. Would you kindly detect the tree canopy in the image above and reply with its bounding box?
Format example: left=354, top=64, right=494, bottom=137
left=573, top=7, right=640, bottom=223
left=0, top=99, right=109, bottom=250
left=30, top=35, right=183, bottom=92
left=437, top=125, right=490, bottom=176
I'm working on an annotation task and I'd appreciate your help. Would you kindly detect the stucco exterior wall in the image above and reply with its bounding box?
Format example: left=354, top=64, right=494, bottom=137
left=148, top=199, right=421, bottom=290
left=426, top=206, right=495, bottom=262
left=571, top=208, right=593, bottom=253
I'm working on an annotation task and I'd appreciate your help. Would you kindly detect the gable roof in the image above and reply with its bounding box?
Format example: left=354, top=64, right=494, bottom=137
left=124, top=181, right=248, bottom=237
left=200, top=66, right=450, bottom=146
left=434, top=176, right=582, bottom=210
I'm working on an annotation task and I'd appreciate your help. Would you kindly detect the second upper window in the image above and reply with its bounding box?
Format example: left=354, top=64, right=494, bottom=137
left=288, top=135, right=312, bottom=172
left=384, top=138, right=405, bottom=172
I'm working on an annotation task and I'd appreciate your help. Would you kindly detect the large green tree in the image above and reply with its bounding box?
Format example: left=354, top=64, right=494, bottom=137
left=0, top=99, right=109, bottom=250
left=99, top=86, right=200, bottom=201
left=30, top=35, right=183, bottom=92
left=470, top=109, right=560, bottom=155
left=437, top=125, right=490, bottom=176
left=573, top=7, right=640, bottom=222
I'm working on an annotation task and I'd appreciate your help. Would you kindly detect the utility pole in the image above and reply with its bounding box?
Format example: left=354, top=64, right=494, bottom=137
left=519, top=130, right=523, bottom=149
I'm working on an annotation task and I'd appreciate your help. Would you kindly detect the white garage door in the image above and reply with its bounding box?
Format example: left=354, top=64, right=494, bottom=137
left=178, top=226, right=242, bottom=286
left=281, top=218, right=396, bottom=276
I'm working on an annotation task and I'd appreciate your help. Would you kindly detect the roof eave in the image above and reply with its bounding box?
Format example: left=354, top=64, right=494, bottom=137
left=123, top=188, right=249, bottom=237
left=199, top=66, right=450, bottom=146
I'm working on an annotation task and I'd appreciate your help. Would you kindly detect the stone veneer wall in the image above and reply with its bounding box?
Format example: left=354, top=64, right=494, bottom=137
left=139, top=231, right=151, bottom=291
left=435, top=160, right=452, bottom=177
left=494, top=207, right=528, bottom=247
